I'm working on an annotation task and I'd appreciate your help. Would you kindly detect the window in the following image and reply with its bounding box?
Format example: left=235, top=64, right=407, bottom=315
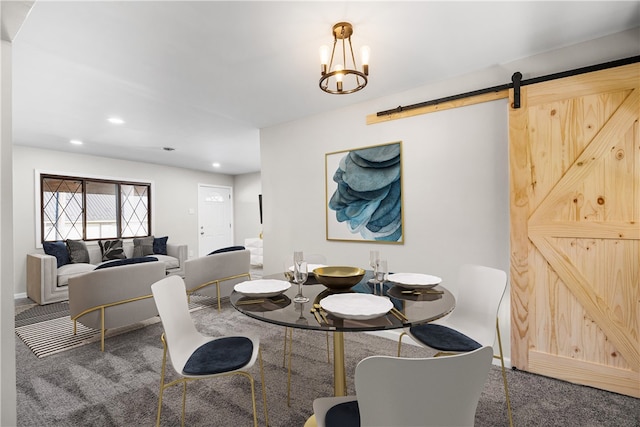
left=41, top=174, right=151, bottom=242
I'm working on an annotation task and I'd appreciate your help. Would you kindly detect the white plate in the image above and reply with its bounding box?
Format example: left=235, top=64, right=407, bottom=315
left=234, top=279, right=291, bottom=298
left=387, top=273, right=442, bottom=289
left=288, top=264, right=327, bottom=273
left=320, top=294, right=393, bottom=320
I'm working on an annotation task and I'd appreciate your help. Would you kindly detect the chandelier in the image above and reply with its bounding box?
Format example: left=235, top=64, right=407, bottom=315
left=319, top=22, right=369, bottom=94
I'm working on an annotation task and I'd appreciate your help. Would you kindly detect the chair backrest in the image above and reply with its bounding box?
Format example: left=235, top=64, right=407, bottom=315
left=443, top=264, right=507, bottom=347
left=354, top=346, right=493, bottom=427
left=151, top=275, right=204, bottom=372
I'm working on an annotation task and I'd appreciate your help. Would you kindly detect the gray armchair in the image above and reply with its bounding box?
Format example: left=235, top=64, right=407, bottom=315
left=184, top=248, right=251, bottom=311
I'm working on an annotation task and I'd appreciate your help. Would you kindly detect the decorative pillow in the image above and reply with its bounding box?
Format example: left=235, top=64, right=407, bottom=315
left=208, top=245, right=245, bottom=256
left=43, top=241, right=70, bottom=268
left=95, top=256, right=158, bottom=270
left=66, top=240, right=90, bottom=264
left=153, top=236, right=168, bottom=255
left=99, top=239, right=126, bottom=261
left=132, top=236, right=154, bottom=258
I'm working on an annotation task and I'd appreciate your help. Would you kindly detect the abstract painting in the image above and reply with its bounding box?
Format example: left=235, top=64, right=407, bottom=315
left=325, top=141, right=403, bottom=243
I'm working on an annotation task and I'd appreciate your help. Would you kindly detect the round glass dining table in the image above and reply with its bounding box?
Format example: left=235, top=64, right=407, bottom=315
left=230, top=270, right=455, bottom=396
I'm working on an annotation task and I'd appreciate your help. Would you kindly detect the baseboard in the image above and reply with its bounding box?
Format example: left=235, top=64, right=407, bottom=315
left=14, top=292, right=27, bottom=300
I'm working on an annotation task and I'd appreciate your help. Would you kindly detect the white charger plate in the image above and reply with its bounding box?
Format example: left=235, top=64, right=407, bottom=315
left=234, top=279, right=291, bottom=298
left=387, top=273, right=442, bottom=289
left=320, top=293, right=393, bottom=320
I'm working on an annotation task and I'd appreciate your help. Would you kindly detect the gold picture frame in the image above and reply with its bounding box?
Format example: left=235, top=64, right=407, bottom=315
left=325, top=141, right=404, bottom=243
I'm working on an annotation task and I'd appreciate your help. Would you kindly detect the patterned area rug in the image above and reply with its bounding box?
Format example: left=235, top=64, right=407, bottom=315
left=15, top=295, right=215, bottom=358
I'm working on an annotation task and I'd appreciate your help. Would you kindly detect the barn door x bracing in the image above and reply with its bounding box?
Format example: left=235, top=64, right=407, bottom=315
left=509, top=62, right=639, bottom=397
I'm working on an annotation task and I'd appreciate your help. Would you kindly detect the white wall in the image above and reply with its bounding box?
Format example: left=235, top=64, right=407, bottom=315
left=12, top=145, right=235, bottom=296
left=260, top=28, right=640, bottom=364
left=233, top=172, right=262, bottom=245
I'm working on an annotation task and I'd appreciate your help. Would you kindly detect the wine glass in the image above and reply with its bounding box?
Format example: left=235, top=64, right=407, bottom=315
left=376, top=259, right=388, bottom=296
left=369, top=250, right=380, bottom=285
left=293, top=261, right=309, bottom=303
left=295, top=302, right=308, bottom=326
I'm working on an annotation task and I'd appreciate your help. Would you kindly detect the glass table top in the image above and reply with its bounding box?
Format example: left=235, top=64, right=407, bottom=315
left=230, top=270, right=455, bottom=332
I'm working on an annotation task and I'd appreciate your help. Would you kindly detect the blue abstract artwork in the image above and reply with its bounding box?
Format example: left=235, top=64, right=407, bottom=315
left=325, top=142, right=403, bottom=243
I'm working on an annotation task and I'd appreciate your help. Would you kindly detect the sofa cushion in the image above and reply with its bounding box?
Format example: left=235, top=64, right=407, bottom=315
left=133, top=236, right=154, bottom=258
left=153, top=236, right=168, bottom=255
left=57, top=263, right=96, bottom=287
left=99, top=239, right=126, bottom=261
left=149, top=254, right=179, bottom=270
left=95, top=256, right=158, bottom=270
left=43, top=241, right=70, bottom=268
left=66, top=240, right=90, bottom=264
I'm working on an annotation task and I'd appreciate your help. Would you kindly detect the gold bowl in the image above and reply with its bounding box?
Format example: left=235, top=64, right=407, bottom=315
left=313, top=266, right=366, bottom=290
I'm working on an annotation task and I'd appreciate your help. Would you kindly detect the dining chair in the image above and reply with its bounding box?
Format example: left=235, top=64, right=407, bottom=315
left=151, top=275, right=269, bottom=427
left=308, top=346, right=493, bottom=427
left=283, top=253, right=331, bottom=406
left=397, top=264, right=513, bottom=427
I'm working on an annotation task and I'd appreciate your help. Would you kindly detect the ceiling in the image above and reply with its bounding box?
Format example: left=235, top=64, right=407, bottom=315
left=10, top=1, right=640, bottom=175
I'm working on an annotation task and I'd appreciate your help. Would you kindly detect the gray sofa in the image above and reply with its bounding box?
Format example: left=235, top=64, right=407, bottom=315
left=68, top=260, right=166, bottom=351
left=27, top=240, right=187, bottom=305
left=184, top=248, right=251, bottom=311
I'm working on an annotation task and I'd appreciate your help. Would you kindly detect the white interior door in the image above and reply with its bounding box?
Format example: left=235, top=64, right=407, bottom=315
left=198, top=185, right=233, bottom=257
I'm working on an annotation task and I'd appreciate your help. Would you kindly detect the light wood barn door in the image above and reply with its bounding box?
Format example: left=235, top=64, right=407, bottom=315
left=509, top=62, right=639, bottom=398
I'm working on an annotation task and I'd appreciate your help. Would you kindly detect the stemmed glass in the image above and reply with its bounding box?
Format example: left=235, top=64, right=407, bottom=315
left=376, top=259, right=388, bottom=296
left=369, top=250, right=380, bottom=285
left=293, top=261, right=309, bottom=303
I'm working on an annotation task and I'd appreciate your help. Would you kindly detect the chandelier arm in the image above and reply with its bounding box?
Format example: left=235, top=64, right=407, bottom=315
left=328, top=38, right=337, bottom=74
left=347, top=35, right=362, bottom=86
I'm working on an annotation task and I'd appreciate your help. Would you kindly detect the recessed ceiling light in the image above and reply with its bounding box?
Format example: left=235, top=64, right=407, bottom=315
left=70, top=139, right=83, bottom=145
left=212, top=162, right=221, bottom=168
left=107, top=117, right=125, bottom=125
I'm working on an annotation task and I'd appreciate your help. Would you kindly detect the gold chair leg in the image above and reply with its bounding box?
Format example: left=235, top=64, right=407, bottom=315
left=397, top=331, right=407, bottom=357
left=287, top=328, right=294, bottom=406
left=282, top=328, right=289, bottom=368
left=100, top=307, right=105, bottom=352
left=496, top=319, right=514, bottom=427
left=259, top=348, right=269, bottom=426
left=325, top=332, right=330, bottom=363
left=216, top=282, right=221, bottom=312
left=156, top=336, right=168, bottom=427
left=181, top=381, right=187, bottom=427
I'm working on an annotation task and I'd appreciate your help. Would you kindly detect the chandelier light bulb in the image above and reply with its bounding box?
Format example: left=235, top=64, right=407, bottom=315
left=320, top=45, right=330, bottom=74
left=361, top=45, right=370, bottom=75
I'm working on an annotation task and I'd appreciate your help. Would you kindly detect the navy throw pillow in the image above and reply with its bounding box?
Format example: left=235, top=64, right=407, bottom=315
left=207, top=246, right=245, bottom=256
left=325, top=400, right=360, bottom=427
left=133, top=236, right=154, bottom=258
left=95, top=256, right=158, bottom=270
left=153, top=236, right=168, bottom=255
left=183, top=336, right=253, bottom=375
left=43, top=241, right=70, bottom=268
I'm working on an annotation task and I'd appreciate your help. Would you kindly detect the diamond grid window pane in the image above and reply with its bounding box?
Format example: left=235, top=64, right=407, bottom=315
left=121, top=184, right=149, bottom=237
left=42, top=178, right=83, bottom=241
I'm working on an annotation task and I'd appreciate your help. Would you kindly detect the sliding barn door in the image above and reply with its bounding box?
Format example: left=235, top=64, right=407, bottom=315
left=509, top=62, right=639, bottom=397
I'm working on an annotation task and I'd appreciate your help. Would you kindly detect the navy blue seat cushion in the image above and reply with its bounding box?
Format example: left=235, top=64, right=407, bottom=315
left=325, top=400, right=360, bottom=427
left=153, top=236, right=168, bottom=255
left=207, top=246, right=245, bottom=256
left=183, top=336, right=253, bottom=375
left=43, top=241, right=71, bottom=268
left=95, top=256, right=158, bottom=270
left=409, top=323, right=481, bottom=352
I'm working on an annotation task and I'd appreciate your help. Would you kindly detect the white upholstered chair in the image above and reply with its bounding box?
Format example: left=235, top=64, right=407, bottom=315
left=151, top=275, right=268, bottom=427
left=397, top=264, right=513, bottom=427
left=310, top=346, right=493, bottom=427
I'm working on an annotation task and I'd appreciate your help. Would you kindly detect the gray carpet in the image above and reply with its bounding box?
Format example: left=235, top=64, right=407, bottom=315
left=16, top=298, right=639, bottom=427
